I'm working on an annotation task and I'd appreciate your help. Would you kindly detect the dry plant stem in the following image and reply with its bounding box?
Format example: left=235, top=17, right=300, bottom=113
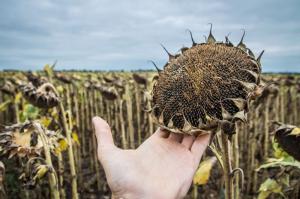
left=246, top=111, right=255, bottom=195
left=46, top=76, right=65, bottom=198
left=146, top=93, right=154, bottom=136
left=81, top=90, right=87, bottom=157
left=221, top=132, right=234, bottom=199
left=114, top=100, right=119, bottom=134
left=193, top=184, right=198, bottom=199
left=14, top=102, right=19, bottom=123
left=245, top=119, right=252, bottom=194
left=99, top=92, right=104, bottom=115
left=87, top=89, right=93, bottom=131
left=4, top=95, right=9, bottom=123
left=110, top=102, right=114, bottom=128
left=85, top=89, right=91, bottom=156
left=289, top=88, right=294, bottom=123
left=232, top=124, right=240, bottom=199
left=58, top=101, right=78, bottom=199
left=297, top=94, right=300, bottom=126
left=91, top=89, right=101, bottom=191
left=134, top=83, right=142, bottom=145
left=37, top=125, right=60, bottom=199
left=0, top=92, right=3, bottom=123
left=86, top=89, right=95, bottom=174
left=292, top=86, right=298, bottom=125
left=119, top=99, right=128, bottom=149
left=280, top=87, right=285, bottom=122
left=61, top=86, right=78, bottom=199
left=57, top=152, right=66, bottom=199
left=275, top=95, right=280, bottom=122
left=73, top=86, right=80, bottom=132
left=125, top=84, right=135, bottom=148
left=73, top=87, right=83, bottom=188
left=105, top=102, right=111, bottom=126
left=264, top=97, right=270, bottom=158
left=250, top=108, right=259, bottom=193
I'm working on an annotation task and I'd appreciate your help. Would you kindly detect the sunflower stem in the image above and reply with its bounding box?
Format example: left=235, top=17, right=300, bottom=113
left=62, top=86, right=78, bottom=199
left=221, top=132, right=234, bottom=199
left=36, top=123, right=60, bottom=199
left=233, top=124, right=241, bottom=199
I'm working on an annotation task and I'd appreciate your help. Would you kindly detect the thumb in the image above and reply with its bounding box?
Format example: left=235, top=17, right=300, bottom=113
left=92, top=116, right=117, bottom=156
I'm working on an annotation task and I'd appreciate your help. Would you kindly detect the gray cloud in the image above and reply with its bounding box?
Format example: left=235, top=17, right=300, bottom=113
left=0, top=0, right=299, bottom=72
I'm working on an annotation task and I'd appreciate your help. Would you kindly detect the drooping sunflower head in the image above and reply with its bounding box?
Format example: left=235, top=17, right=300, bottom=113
left=55, top=72, right=73, bottom=84
left=19, top=159, right=52, bottom=189
left=20, top=82, right=60, bottom=109
left=26, top=72, right=48, bottom=88
left=98, top=85, right=119, bottom=101
left=0, top=122, right=45, bottom=158
left=133, top=73, right=147, bottom=86
left=274, top=124, right=300, bottom=161
left=151, top=26, right=264, bottom=135
left=0, top=121, right=65, bottom=159
left=0, top=80, right=17, bottom=95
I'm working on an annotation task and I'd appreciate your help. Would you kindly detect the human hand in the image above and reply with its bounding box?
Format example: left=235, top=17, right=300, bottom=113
left=93, top=116, right=210, bottom=199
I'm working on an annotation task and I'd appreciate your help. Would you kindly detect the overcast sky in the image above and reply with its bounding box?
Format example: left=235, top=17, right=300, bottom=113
left=0, top=0, right=299, bottom=72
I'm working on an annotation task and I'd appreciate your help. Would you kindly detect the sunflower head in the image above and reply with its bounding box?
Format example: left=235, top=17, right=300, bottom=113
left=98, top=85, right=118, bottom=101
left=274, top=124, right=300, bottom=161
left=19, top=159, right=52, bottom=189
left=151, top=27, right=264, bottom=135
left=55, top=72, right=73, bottom=84
left=0, top=121, right=64, bottom=159
left=20, top=82, right=60, bottom=109
left=0, top=122, right=43, bottom=158
left=0, top=80, right=16, bottom=95
left=26, top=72, right=48, bottom=88
left=133, top=73, right=147, bottom=86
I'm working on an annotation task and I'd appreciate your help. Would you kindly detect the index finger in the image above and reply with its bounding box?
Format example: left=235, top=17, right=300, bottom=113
left=191, top=133, right=211, bottom=164
left=153, top=127, right=170, bottom=138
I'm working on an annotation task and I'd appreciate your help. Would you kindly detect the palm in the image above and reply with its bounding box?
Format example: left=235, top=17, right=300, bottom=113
left=93, top=117, right=210, bottom=199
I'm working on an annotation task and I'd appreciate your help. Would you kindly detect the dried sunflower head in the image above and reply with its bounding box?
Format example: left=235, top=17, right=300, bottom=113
left=0, top=122, right=43, bottom=158
left=274, top=124, right=300, bottom=161
left=26, top=72, right=48, bottom=87
left=97, top=85, right=118, bottom=100
left=0, top=80, right=16, bottom=95
left=0, top=121, right=65, bottom=159
left=151, top=27, right=264, bottom=135
left=103, top=76, right=114, bottom=83
left=133, top=73, right=147, bottom=86
left=112, top=78, right=125, bottom=90
left=19, top=159, right=52, bottom=189
left=20, top=82, right=60, bottom=109
left=55, top=72, right=73, bottom=84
